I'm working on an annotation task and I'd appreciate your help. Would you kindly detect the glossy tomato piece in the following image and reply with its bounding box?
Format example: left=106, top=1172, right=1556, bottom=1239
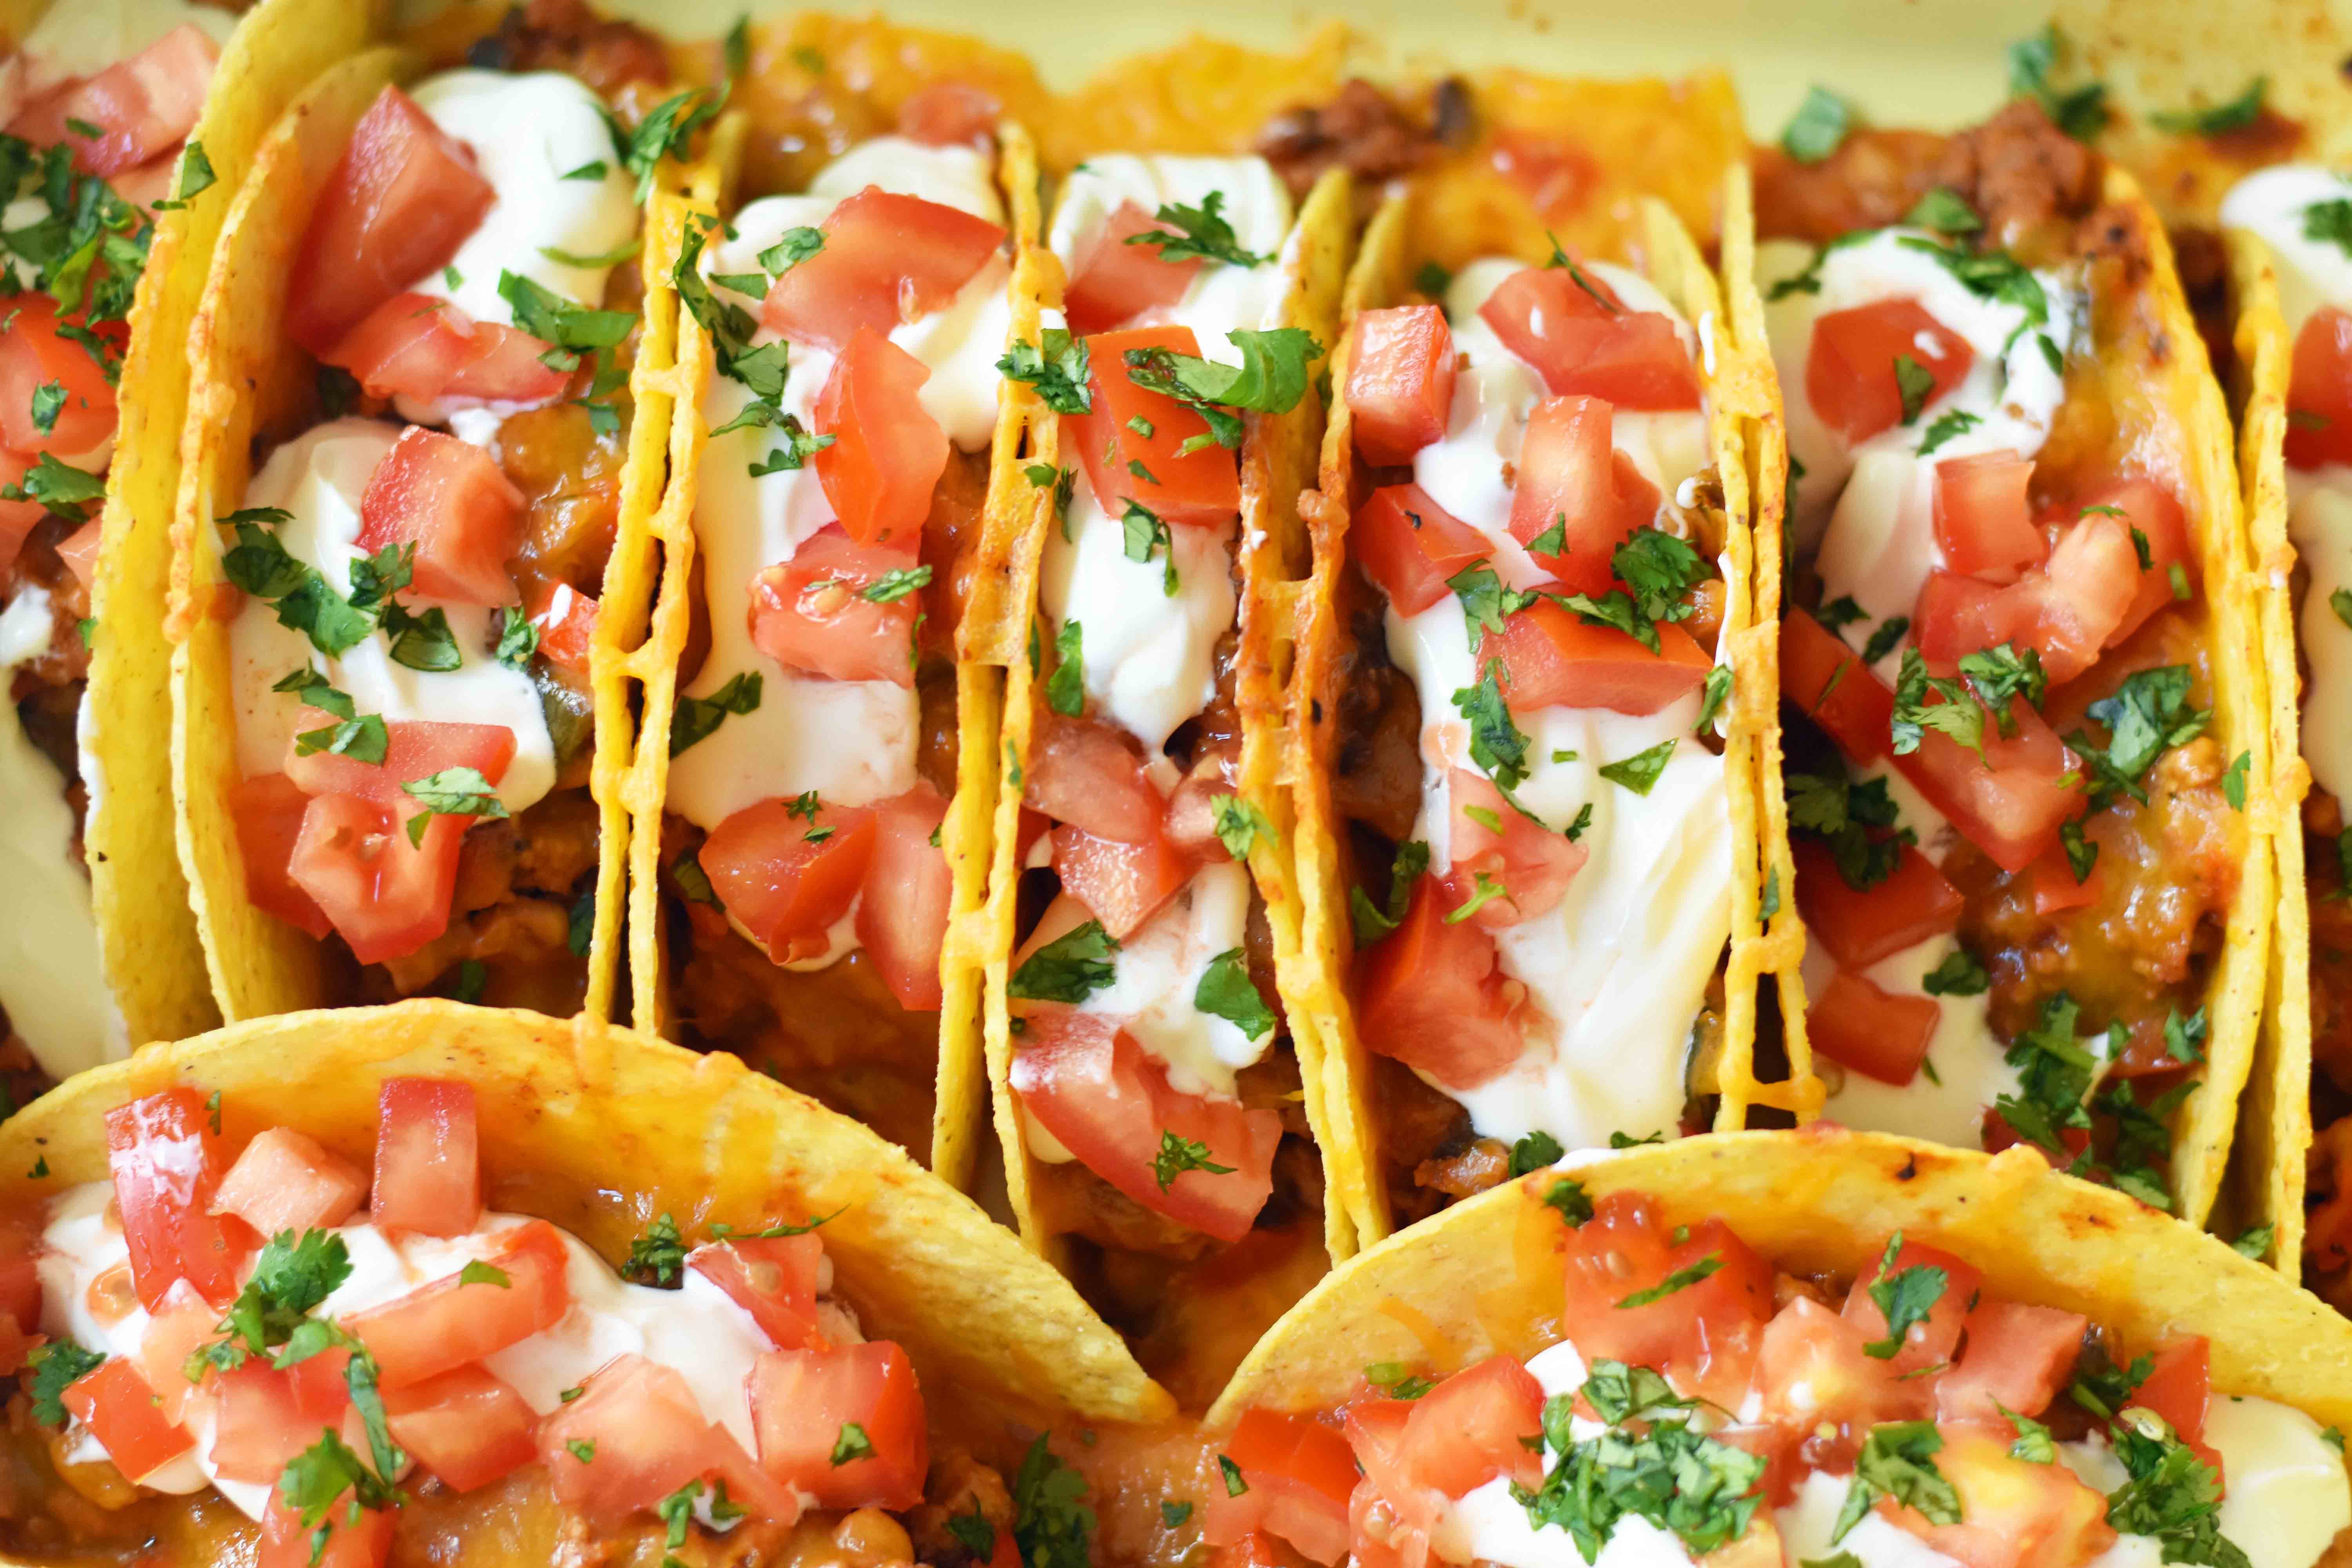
left=1792, top=838, right=1963, bottom=971
left=287, top=86, right=495, bottom=355
left=701, top=796, right=880, bottom=964
left=1064, top=199, right=1199, bottom=336
left=854, top=784, right=952, bottom=1011
left=1889, top=702, right=2078, bottom=875
left=1068, top=324, right=1241, bottom=529
left=2287, top=305, right=2352, bottom=470
left=688, top=1233, right=825, bottom=1350
left=1351, top=482, right=1491, bottom=616
left=1508, top=396, right=1662, bottom=596
left=383, top=1364, right=538, bottom=1493
left=1561, top=1196, right=1772, bottom=1407
left=1756, top=1294, right=1923, bottom=1436
left=1807, top=298, right=1975, bottom=443
left=1479, top=266, right=1699, bottom=410
left=11, top=25, right=216, bottom=177
left=746, top=527, right=921, bottom=686
left=345, top=1220, right=570, bottom=1390
left=0, top=453, right=42, bottom=578
left=322, top=293, right=569, bottom=405
left=1009, top=1011, right=1279, bottom=1241
left=213, top=1127, right=366, bottom=1238
left=2134, top=1338, right=2212, bottom=1450
left=285, top=794, right=467, bottom=965
left=54, top=518, right=101, bottom=590
left=1341, top=1401, right=1431, bottom=1568
left=282, top=716, right=515, bottom=806
left=1484, top=595, right=1710, bottom=715
left=1807, top=969, right=1940, bottom=1087
left=1933, top=450, right=2045, bottom=580
left=526, top=579, right=597, bottom=673
left=1913, top=569, right=2004, bottom=668
left=1346, top=304, right=1457, bottom=465
left=1974, top=513, right=2137, bottom=684
left=356, top=426, right=525, bottom=607
left=761, top=186, right=1006, bottom=349
left=895, top=81, right=1002, bottom=149
left=749, top=1341, right=929, bottom=1510
left=137, top=1280, right=221, bottom=1425
left=212, top=1354, right=353, bottom=1484
left=1025, top=711, right=1166, bottom=844
left=373, top=1078, right=479, bottom=1238
left=813, top=328, right=948, bottom=550
left=1936, top=1298, right=2085, bottom=1423
left=1051, top=824, right=1194, bottom=940
left=258, top=1491, right=393, bottom=1568
left=1205, top=1408, right=1357, bottom=1568
left=1353, top=875, right=1523, bottom=1090
left=229, top=773, right=334, bottom=939
left=2026, top=843, right=2103, bottom=915
left=2079, top=477, right=2193, bottom=648
left=106, top=1088, right=245, bottom=1310
left=1393, top=1357, right=1545, bottom=1498
left=1842, top=1236, right=1982, bottom=1375
left=540, top=1353, right=726, bottom=1532
left=1781, top=610, right=1895, bottom=764
left=61, top=1358, right=191, bottom=1483
left=1443, top=768, right=1585, bottom=930
left=0, top=294, right=122, bottom=456
left=1882, top=1425, right=2115, bottom=1568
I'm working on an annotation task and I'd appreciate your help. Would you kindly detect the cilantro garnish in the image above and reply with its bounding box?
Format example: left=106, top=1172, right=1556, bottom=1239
left=401, top=766, right=508, bottom=847
left=1508, top=1130, right=1565, bottom=1176
left=1543, top=1176, right=1594, bottom=1227
left=998, top=328, right=1093, bottom=414
left=1780, top=85, right=1853, bottom=164
left=1515, top=1368, right=1765, bottom=1557
left=1154, top=1129, right=1238, bottom=1191
left=1786, top=770, right=1907, bottom=891
left=1831, top=1422, right=1960, bottom=1543
left=2008, top=24, right=2109, bottom=141
left=1009, top=920, right=1120, bottom=1004
left=1194, top=948, right=1276, bottom=1042
left=622, top=1213, right=686, bottom=1287
left=1013, top=1433, right=1097, bottom=1568
left=670, top=670, right=763, bottom=755
left=1349, top=840, right=1431, bottom=943
left=1125, top=191, right=1268, bottom=269
left=1120, top=328, right=1322, bottom=451
left=2149, top=77, right=2267, bottom=137
left=1859, top=1232, right=1947, bottom=1359
left=24, top=1340, right=103, bottom=1427
left=1452, top=661, right=1530, bottom=791
left=1598, top=739, right=1677, bottom=797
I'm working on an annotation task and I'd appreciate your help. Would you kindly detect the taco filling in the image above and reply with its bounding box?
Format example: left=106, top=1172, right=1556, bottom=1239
left=1209, top=1178, right=2352, bottom=1568
left=656, top=127, right=1007, bottom=1154
left=0, top=6, right=229, bottom=1086
left=1005, top=153, right=1325, bottom=1342
left=212, top=43, right=670, bottom=1013
left=1757, top=103, right=2246, bottom=1203
left=0, top=1079, right=1008, bottom=1565
left=1331, top=247, right=1736, bottom=1222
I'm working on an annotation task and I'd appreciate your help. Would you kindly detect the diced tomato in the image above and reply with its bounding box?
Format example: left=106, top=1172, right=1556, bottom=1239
left=1913, top=569, right=2003, bottom=668
left=61, top=1358, right=191, bottom=1482
left=0, top=452, right=43, bottom=578
left=211, top=1354, right=351, bottom=1483
left=761, top=187, right=1006, bottom=349
left=1807, top=969, right=1941, bottom=1087
left=1507, top=396, right=1662, bottom=596
left=2287, top=305, right=2352, bottom=470
left=1025, top=710, right=1165, bottom=844
left=382, top=1364, right=537, bottom=1493
left=1204, top=1408, right=1357, bottom=1568
left=2134, top=1338, right=2212, bottom=1452
left=54, top=518, right=101, bottom=590
left=1340, top=1402, right=1428, bottom=1568
left=1483, top=595, right=1710, bottom=715
left=105, top=1089, right=246, bottom=1310
left=1442, top=768, right=1585, bottom=929
left=1346, top=304, right=1457, bottom=465
left=283, top=716, right=515, bottom=806
left=0, top=1242, right=34, bottom=1339
left=1065, top=200, right=1199, bottom=336
left=701, top=796, right=879, bottom=964
left=2026, top=843, right=2103, bottom=915
left=895, top=80, right=1001, bottom=148
left=854, top=784, right=952, bottom=1010
left=1477, top=265, right=1700, bottom=410
left=1936, top=1298, right=2085, bottom=1423
left=540, top=1354, right=726, bottom=1532
left=2077, top=477, right=2193, bottom=647
left=229, top=773, right=334, bottom=939
left=286, top=86, right=495, bottom=355
left=355, top=427, right=524, bottom=607
left=0, top=294, right=122, bottom=456
left=1963, top=513, right=2137, bottom=685
left=1880, top=1425, right=2115, bottom=1568
left=286, top=793, right=467, bottom=965
left=1888, top=702, right=2078, bottom=874
left=321, top=293, right=569, bottom=405
left=345, top=1220, right=570, bottom=1389
left=812, top=328, right=948, bottom=550
left=10, top=25, right=216, bottom=177
left=1351, top=482, right=1491, bottom=616
left=1807, top=298, right=1975, bottom=443
left=525, top=580, right=597, bottom=673
left=1051, top=824, right=1193, bottom=940
left=1009, top=1011, right=1279, bottom=1241
left=746, top=527, right=921, bottom=686
left=689, top=1233, right=825, bottom=1350
left=1793, top=839, right=1962, bottom=970
left=137, top=1279, right=221, bottom=1425
left=1163, top=748, right=1241, bottom=860
left=1842, top=1237, right=1982, bottom=1375
left=1757, top=1294, right=1923, bottom=1436
left=1781, top=610, right=1895, bottom=764
left=1933, top=451, right=2046, bottom=580
left=258, top=1492, right=393, bottom=1568
left=1383, top=1357, right=1545, bottom=1498
left=1352, top=876, right=1524, bottom=1090
left=373, top=1078, right=479, bottom=1238
left=749, top=1341, right=929, bottom=1510
left=1067, top=324, right=1241, bottom=529
left=1561, top=1195, right=1773, bottom=1407
left=213, top=1127, right=365, bottom=1238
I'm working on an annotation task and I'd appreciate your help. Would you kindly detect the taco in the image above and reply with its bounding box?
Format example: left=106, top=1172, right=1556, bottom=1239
left=0, top=998, right=1165, bottom=1563
left=1204, top=1129, right=2352, bottom=1568
left=1751, top=94, right=2268, bottom=1223
left=1279, top=73, right=1789, bottom=1249
left=168, top=9, right=712, bottom=1025
left=0, top=0, right=371, bottom=1095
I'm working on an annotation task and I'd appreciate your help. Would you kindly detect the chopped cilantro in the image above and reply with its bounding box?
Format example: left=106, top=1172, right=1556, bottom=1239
left=1009, top=919, right=1120, bottom=1004
left=1780, top=85, right=1854, bottom=164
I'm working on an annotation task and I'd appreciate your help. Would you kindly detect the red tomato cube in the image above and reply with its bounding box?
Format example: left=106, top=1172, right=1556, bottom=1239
left=2079, top=477, right=2193, bottom=649
left=761, top=187, right=1006, bottom=349
left=688, top=1233, right=826, bottom=1351
left=1024, top=711, right=1166, bottom=845
left=1483, top=596, right=1711, bottom=715
left=1508, top=396, right=1662, bottom=596
left=383, top=1363, right=538, bottom=1492
left=1792, top=839, right=1964, bottom=971
left=1206, top=1406, right=1357, bottom=1567
left=1780, top=610, right=1895, bottom=764
left=1807, top=298, right=1975, bottom=443
left=1936, top=1298, right=2086, bottom=1423
left=214, top=1127, right=367, bottom=1238
left=749, top=1341, right=929, bottom=1510
left=1351, top=482, right=1492, bottom=616
left=1882, top=1425, right=2116, bottom=1568
left=137, top=1279, right=220, bottom=1426
left=1050, top=824, right=1196, bottom=940
left=322, top=293, right=570, bottom=406
left=701, top=796, right=880, bottom=964
left=1888, top=701, right=2078, bottom=874
left=746, top=527, right=922, bottom=686
left=895, top=81, right=1002, bottom=150
left=539, top=1353, right=723, bottom=1531
left=1478, top=265, right=1700, bottom=411
left=282, top=717, right=515, bottom=807
left=1443, top=767, right=1586, bottom=930
left=10, top=25, right=217, bottom=178
left=812, top=328, right=949, bottom=551
left=1755, top=1294, right=1923, bottom=1436
left=525, top=579, right=598, bottom=673
left=357, top=426, right=526, bottom=607
left=1067, top=325, right=1242, bottom=529
left=1561, top=1198, right=1771, bottom=1408
left=105, top=1088, right=246, bottom=1310
left=0, top=294, right=123, bottom=456
left=345, top=1220, right=571, bottom=1389
left=2288, top=305, right=2352, bottom=470
left=1346, top=304, right=1457, bottom=466
left=1842, top=1236, right=1982, bottom=1374
left=853, top=784, right=953, bottom=1010
left=286, top=793, right=468, bottom=965
left=211, top=1356, right=350, bottom=1483
left=1352, top=876, right=1524, bottom=1091
left=1065, top=200, right=1200, bottom=336
left=229, top=773, right=334, bottom=940
left=1807, top=969, right=1941, bottom=1087
left=1933, top=450, right=2046, bottom=580
left=258, top=1491, right=394, bottom=1568
left=373, top=1078, right=480, bottom=1238
left=61, top=1358, right=192, bottom=1483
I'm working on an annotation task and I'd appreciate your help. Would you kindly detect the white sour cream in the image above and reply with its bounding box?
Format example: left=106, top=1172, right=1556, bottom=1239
left=1075, top=860, right=1262, bottom=1099
left=1800, top=928, right=2016, bottom=1148
left=225, top=419, right=555, bottom=815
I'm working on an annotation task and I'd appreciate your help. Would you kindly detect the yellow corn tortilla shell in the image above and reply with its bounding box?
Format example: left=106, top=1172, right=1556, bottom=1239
left=168, top=43, right=643, bottom=1023
left=1285, top=85, right=1807, bottom=1251
left=1210, top=1127, right=2352, bottom=1430
left=65, top=0, right=387, bottom=1051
